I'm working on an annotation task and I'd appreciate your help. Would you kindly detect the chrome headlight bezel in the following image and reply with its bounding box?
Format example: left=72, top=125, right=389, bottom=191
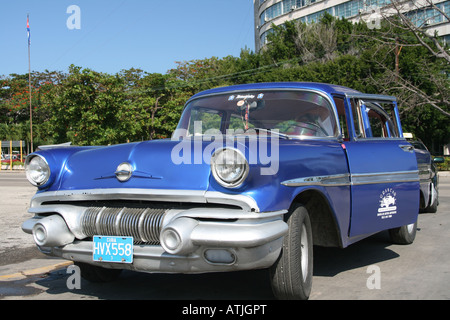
left=25, top=154, right=51, bottom=187
left=210, top=148, right=249, bottom=189
left=115, top=162, right=133, bottom=182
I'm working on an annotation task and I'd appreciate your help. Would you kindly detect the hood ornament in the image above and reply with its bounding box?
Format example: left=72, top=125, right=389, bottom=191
left=115, top=162, right=133, bottom=182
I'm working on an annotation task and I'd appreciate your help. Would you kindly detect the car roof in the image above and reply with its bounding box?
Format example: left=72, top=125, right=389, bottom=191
left=188, top=82, right=396, bottom=102
left=189, top=82, right=360, bottom=99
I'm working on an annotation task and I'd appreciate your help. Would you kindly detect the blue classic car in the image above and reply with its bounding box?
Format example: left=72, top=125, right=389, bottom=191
left=22, top=82, right=422, bottom=300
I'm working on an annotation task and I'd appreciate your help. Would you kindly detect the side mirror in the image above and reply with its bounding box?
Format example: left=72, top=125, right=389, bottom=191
left=433, top=157, right=445, bottom=164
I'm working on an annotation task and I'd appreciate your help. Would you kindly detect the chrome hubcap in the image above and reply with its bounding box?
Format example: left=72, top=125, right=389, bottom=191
left=300, top=223, right=309, bottom=281
left=407, top=222, right=415, bottom=234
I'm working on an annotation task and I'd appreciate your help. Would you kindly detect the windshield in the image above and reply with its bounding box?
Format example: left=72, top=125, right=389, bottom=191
left=174, top=90, right=338, bottom=139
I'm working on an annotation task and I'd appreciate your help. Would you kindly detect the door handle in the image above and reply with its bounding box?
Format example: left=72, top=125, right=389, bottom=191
left=399, top=144, right=414, bottom=153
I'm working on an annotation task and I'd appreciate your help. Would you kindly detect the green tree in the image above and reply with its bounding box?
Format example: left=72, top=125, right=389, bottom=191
left=42, top=65, right=130, bottom=145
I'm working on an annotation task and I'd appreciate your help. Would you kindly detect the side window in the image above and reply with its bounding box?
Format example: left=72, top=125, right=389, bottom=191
left=333, top=97, right=349, bottom=140
left=340, top=97, right=401, bottom=140
left=357, top=100, right=399, bottom=139
left=351, top=99, right=364, bottom=138
left=385, top=104, right=400, bottom=137
left=365, top=106, right=388, bottom=138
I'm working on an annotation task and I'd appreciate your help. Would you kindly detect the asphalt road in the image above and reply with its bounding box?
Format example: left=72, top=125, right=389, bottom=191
left=0, top=170, right=30, bottom=187
left=1, top=171, right=449, bottom=301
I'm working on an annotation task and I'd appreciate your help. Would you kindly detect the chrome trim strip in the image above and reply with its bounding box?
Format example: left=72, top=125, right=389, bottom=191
left=30, top=188, right=260, bottom=212
left=204, top=191, right=260, bottom=212
left=281, top=174, right=350, bottom=187
left=281, top=170, right=419, bottom=187
left=417, top=163, right=431, bottom=182
left=167, top=208, right=286, bottom=225
left=351, top=170, right=419, bottom=185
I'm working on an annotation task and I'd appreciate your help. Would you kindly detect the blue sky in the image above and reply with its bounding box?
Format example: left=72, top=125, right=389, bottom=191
left=0, top=0, right=255, bottom=76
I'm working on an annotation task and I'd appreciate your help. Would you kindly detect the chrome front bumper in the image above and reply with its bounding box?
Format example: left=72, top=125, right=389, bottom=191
left=46, top=237, right=284, bottom=273
left=22, top=203, right=288, bottom=273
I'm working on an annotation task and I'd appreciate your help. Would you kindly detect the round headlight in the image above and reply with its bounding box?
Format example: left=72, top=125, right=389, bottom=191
left=211, top=148, right=249, bottom=188
left=25, top=155, right=50, bottom=187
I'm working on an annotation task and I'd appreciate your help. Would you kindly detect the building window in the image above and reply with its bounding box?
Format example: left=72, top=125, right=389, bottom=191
left=257, top=0, right=450, bottom=50
left=405, top=0, right=450, bottom=28
left=335, top=0, right=363, bottom=19
left=260, top=0, right=317, bottom=26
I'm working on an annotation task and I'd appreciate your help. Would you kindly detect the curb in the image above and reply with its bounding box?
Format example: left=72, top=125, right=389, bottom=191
left=0, top=261, right=73, bottom=281
left=439, top=171, right=450, bottom=177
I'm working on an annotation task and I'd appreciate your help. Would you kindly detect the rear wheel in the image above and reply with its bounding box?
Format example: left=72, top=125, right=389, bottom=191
left=423, top=184, right=438, bottom=213
left=389, top=220, right=417, bottom=245
left=270, top=204, right=313, bottom=300
left=74, top=262, right=122, bottom=282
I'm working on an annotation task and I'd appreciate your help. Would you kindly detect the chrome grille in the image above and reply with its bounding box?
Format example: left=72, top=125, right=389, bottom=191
left=81, top=206, right=166, bottom=244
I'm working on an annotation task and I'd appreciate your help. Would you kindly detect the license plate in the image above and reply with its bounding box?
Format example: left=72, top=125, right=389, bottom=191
left=93, top=236, right=133, bottom=263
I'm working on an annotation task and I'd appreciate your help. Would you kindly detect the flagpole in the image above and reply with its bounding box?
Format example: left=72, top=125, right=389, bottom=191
left=27, top=13, right=33, bottom=152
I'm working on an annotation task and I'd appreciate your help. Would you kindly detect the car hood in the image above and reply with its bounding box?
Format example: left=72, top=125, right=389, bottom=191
left=56, top=139, right=213, bottom=191
left=33, top=137, right=350, bottom=213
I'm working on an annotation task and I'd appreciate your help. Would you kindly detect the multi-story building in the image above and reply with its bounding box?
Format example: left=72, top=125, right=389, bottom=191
left=254, top=0, right=450, bottom=51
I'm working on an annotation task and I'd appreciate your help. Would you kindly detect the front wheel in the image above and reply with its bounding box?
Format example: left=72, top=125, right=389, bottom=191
left=270, top=204, right=313, bottom=300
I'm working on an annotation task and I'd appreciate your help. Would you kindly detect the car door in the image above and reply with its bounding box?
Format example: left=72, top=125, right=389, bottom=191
left=341, top=96, right=420, bottom=237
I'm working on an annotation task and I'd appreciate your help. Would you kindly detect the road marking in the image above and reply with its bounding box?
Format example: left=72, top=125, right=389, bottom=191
left=0, top=261, right=73, bottom=281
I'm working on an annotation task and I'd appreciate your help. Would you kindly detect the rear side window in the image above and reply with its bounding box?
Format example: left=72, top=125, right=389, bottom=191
left=352, top=100, right=400, bottom=139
